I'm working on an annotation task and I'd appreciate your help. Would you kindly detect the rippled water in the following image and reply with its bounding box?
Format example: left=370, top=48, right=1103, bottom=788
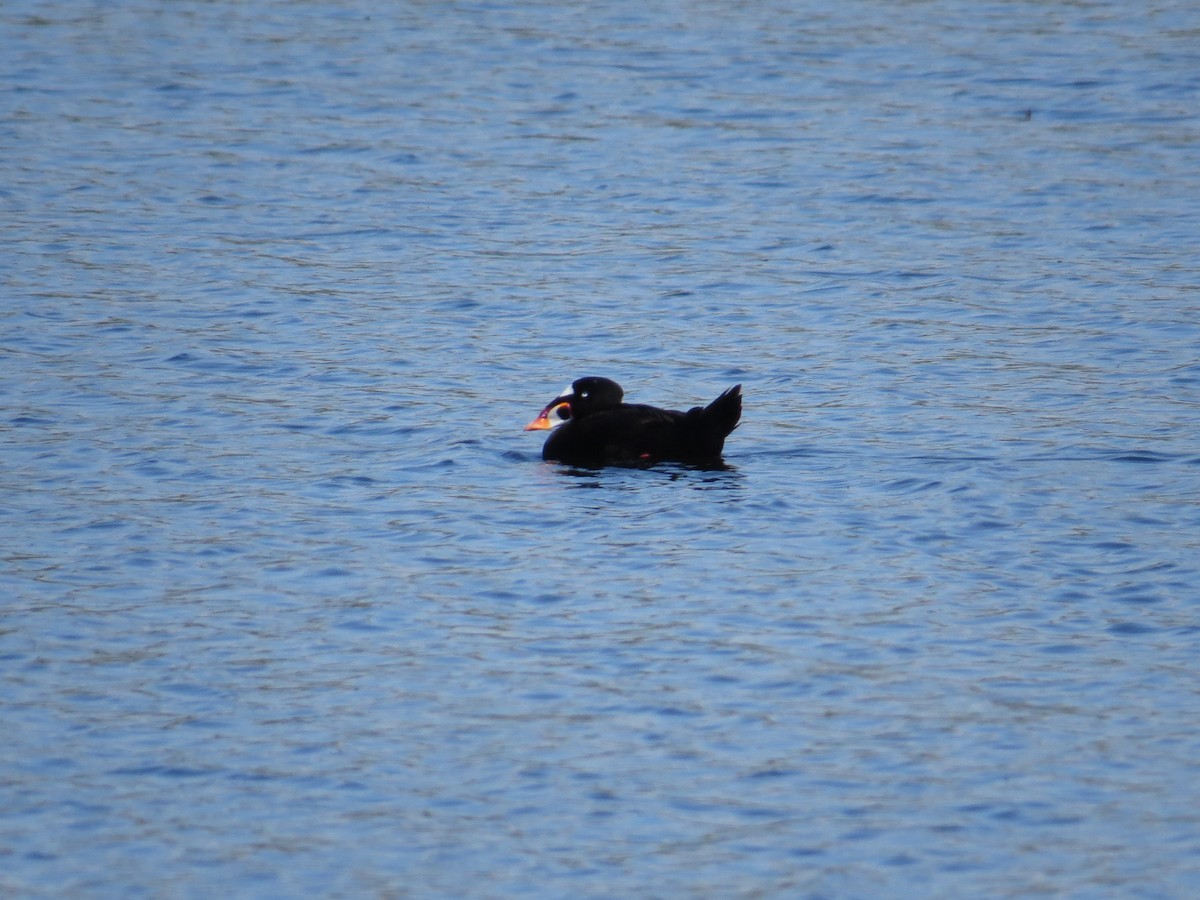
left=4, top=0, right=1200, bottom=896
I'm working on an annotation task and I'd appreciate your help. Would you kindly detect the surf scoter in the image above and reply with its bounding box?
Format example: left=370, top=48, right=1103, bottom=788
left=524, top=376, right=742, bottom=466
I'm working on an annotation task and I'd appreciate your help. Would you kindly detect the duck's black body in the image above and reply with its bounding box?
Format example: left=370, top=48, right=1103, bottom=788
left=525, top=377, right=742, bottom=467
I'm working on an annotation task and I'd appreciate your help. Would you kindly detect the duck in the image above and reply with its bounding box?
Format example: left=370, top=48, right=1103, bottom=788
left=524, top=376, right=742, bottom=466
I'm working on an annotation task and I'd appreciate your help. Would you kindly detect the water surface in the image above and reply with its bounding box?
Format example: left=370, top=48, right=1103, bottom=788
left=3, top=0, right=1200, bottom=896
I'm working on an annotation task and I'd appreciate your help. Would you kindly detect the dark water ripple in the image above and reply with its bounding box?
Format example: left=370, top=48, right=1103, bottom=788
left=4, top=0, right=1200, bottom=896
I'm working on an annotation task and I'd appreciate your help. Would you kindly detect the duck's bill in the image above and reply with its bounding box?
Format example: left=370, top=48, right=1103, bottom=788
left=524, top=400, right=570, bottom=431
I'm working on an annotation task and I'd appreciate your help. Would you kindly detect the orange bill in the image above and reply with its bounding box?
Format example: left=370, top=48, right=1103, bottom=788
left=525, top=401, right=569, bottom=431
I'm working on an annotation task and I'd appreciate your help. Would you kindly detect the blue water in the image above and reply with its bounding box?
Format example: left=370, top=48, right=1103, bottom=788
left=4, top=0, right=1200, bottom=896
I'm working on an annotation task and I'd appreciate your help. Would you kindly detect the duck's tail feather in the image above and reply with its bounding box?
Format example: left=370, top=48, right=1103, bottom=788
left=705, top=384, right=742, bottom=439
left=684, top=384, right=742, bottom=458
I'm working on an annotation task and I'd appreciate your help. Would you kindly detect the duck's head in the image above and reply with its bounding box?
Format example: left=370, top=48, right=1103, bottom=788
left=523, top=377, right=624, bottom=431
